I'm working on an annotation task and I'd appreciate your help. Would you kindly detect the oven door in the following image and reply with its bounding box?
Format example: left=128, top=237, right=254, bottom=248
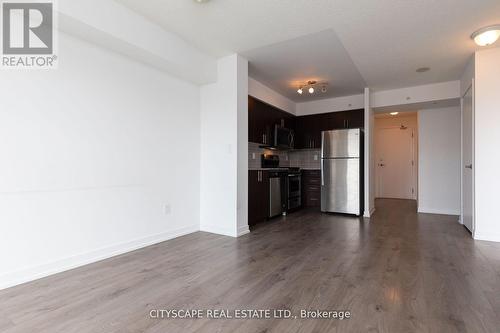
left=288, top=174, right=301, bottom=198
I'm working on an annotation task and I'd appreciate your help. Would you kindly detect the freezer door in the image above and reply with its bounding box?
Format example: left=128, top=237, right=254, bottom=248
left=321, top=158, right=360, bottom=214
left=321, top=129, right=360, bottom=158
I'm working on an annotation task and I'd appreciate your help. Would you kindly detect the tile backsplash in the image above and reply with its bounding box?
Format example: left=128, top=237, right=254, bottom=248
left=248, top=142, right=320, bottom=170
left=289, top=149, right=321, bottom=169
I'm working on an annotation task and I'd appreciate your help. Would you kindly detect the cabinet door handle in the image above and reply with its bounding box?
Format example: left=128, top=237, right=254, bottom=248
left=347, top=120, right=349, bottom=128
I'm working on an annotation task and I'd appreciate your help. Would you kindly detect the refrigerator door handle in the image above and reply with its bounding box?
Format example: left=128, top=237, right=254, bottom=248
left=321, top=160, right=324, bottom=186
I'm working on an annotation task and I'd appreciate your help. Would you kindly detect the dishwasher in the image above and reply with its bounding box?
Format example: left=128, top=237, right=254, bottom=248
left=269, top=171, right=286, bottom=218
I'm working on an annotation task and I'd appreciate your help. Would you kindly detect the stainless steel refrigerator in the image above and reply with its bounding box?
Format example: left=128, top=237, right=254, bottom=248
left=321, top=128, right=363, bottom=215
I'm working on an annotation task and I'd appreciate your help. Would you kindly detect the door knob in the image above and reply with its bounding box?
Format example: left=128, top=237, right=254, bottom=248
left=465, top=164, right=472, bottom=169
left=379, top=163, right=385, bottom=167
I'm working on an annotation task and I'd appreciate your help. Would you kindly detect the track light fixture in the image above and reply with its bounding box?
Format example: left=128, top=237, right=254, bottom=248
left=296, top=80, right=328, bottom=95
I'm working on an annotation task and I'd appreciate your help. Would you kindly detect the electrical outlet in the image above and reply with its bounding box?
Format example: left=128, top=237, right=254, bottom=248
left=314, top=154, right=318, bottom=161
left=252, top=153, right=256, bottom=160
left=164, top=204, right=171, bottom=215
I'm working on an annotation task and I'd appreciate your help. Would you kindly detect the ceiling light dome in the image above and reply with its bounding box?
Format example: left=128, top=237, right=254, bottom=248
left=471, top=25, right=500, bottom=46
left=309, top=87, right=315, bottom=94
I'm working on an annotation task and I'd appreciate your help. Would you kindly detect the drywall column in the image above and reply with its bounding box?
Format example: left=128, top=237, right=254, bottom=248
left=474, top=47, right=500, bottom=242
left=200, top=54, right=249, bottom=237
left=364, top=88, right=375, bottom=217
left=236, top=58, right=250, bottom=236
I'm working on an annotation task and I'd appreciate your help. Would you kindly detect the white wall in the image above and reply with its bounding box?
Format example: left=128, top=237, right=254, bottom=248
left=418, top=107, right=461, bottom=215
left=200, top=54, right=249, bottom=237
left=297, top=94, right=364, bottom=116
left=237, top=59, right=250, bottom=236
left=248, top=77, right=296, bottom=115
left=474, top=47, right=500, bottom=242
left=372, top=81, right=460, bottom=108
left=364, top=89, right=375, bottom=217
left=0, top=33, right=201, bottom=289
left=59, top=0, right=216, bottom=84
left=460, top=56, right=475, bottom=97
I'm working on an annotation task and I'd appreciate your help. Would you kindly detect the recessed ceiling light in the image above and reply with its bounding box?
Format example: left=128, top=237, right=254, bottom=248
left=309, top=87, right=315, bottom=94
left=416, top=67, right=430, bottom=73
left=471, top=25, right=500, bottom=46
left=390, top=112, right=399, bottom=116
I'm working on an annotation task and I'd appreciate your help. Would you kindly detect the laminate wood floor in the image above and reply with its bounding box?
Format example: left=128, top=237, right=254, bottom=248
left=2, top=199, right=500, bottom=333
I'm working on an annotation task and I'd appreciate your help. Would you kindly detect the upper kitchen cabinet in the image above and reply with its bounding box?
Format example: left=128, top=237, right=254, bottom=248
left=295, top=114, right=322, bottom=149
left=248, top=95, right=363, bottom=149
left=294, top=109, right=364, bottom=149
left=323, top=109, right=364, bottom=130
left=341, top=109, right=364, bottom=129
left=248, top=96, right=295, bottom=145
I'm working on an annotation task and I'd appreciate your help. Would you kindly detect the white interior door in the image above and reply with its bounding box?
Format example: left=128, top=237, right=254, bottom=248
left=376, top=127, right=415, bottom=199
left=462, top=84, right=474, bottom=233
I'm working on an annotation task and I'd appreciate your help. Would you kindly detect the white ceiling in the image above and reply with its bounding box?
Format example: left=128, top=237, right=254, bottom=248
left=242, top=30, right=366, bottom=102
left=115, top=0, right=500, bottom=99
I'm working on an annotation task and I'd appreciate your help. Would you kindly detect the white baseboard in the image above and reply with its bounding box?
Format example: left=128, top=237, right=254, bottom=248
left=200, top=224, right=236, bottom=237
left=0, top=224, right=199, bottom=291
left=237, top=225, right=250, bottom=237
left=473, top=232, right=500, bottom=243
left=417, top=207, right=460, bottom=216
left=363, top=207, right=376, bottom=218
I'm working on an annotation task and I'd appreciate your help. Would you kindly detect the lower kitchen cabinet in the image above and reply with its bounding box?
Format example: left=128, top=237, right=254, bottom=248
left=248, top=170, right=269, bottom=226
left=302, top=170, right=321, bottom=208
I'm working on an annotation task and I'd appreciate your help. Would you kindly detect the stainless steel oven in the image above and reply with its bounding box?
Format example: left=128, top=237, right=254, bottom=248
left=287, top=172, right=301, bottom=210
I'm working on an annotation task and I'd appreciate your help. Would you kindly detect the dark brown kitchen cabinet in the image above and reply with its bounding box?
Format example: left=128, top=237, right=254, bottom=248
left=294, top=109, right=364, bottom=149
left=248, top=170, right=269, bottom=226
left=295, top=114, right=322, bottom=149
left=248, top=97, right=272, bottom=144
left=302, top=170, right=321, bottom=208
left=323, top=110, right=364, bottom=130
left=248, top=96, right=295, bottom=145
left=249, top=94, right=363, bottom=149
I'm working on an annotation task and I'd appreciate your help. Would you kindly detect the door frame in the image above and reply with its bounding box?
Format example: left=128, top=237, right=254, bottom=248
left=375, top=125, right=418, bottom=200
left=460, top=81, right=475, bottom=235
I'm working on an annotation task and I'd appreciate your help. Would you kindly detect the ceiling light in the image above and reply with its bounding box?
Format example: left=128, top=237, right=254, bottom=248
left=390, top=112, right=399, bottom=116
left=194, top=0, right=210, bottom=3
left=296, top=80, right=326, bottom=95
left=471, top=25, right=500, bottom=46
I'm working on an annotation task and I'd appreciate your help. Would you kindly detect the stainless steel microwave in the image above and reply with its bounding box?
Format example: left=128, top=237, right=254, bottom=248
left=274, top=125, right=294, bottom=149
